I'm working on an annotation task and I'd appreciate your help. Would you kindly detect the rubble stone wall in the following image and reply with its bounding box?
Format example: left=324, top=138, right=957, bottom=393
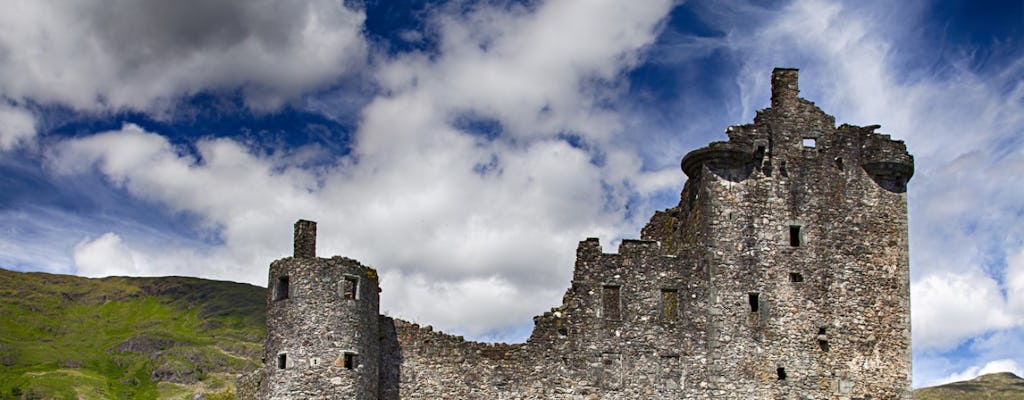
left=245, top=68, right=913, bottom=400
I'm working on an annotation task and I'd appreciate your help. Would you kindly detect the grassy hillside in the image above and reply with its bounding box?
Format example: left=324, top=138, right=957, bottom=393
left=914, top=372, right=1024, bottom=400
left=0, top=268, right=266, bottom=399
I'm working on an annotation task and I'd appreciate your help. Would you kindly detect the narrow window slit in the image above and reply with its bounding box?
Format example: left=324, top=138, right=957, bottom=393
left=748, top=293, right=759, bottom=312
left=789, top=225, right=801, bottom=247
left=277, top=353, right=287, bottom=369
left=817, top=327, right=830, bottom=352
left=777, top=367, right=787, bottom=380
left=661, top=289, right=679, bottom=321
left=342, top=276, right=358, bottom=300
left=603, top=285, right=621, bottom=320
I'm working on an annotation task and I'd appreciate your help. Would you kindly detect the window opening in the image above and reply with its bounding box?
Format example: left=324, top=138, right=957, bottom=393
left=342, top=276, right=358, bottom=300
left=789, top=225, right=801, bottom=247
left=802, top=138, right=816, bottom=148
left=748, top=293, right=760, bottom=312
left=780, top=160, right=788, bottom=177
left=277, top=353, right=287, bottom=369
left=343, top=353, right=357, bottom=370
left=275, top=276, right=290, bottom=301
left=789, top=272, right=804, bottom=282
left=777, top=367, right=787, bottom=380
left=603, top=285, right=621, bottom=320
left=835, top=157, right=844, bottom=170
left=817, top=327, right=830, bottom=352
left=661, top=289, right=679, bottom=321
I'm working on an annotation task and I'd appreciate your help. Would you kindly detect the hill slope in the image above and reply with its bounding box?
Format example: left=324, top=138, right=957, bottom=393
left=0, top=268, right=266, bottom=399
left=914, top=372, right=1024, bottom=400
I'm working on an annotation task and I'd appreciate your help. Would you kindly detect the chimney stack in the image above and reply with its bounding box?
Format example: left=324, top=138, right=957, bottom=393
left=294, top=219, right=316, bottom=258
left=771, top=67, right=799, bottom=107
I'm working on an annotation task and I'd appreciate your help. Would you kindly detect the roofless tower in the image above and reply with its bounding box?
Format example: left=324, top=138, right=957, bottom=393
left=241, top=68, right=913, bottom=400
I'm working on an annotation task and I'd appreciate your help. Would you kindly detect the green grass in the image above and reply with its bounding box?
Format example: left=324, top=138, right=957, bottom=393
left=915, top=372, right=1024, bottom=400
left=0, top=269, right=265, bottom=399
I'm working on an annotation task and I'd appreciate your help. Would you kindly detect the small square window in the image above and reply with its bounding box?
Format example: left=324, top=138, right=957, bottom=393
left=789, top=272, right=803, bottom=283
left=802, top=138, right=816, bottom=148
left=277, top=353, right=287, bottom=369
left=274, top=276, right=290, bottom=301
left=748, top=293, right=760, bottom=312
left=343, top=352, right=358, bottom=370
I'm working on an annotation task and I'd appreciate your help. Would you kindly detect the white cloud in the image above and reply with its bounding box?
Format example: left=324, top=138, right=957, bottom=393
left=0, top=0, right=367, bottom=112
left=1007, top=249, right=1024, bottom=316
left=0, top=104, right=35, bottom=151
left=42, top=1, right=680, bottom=339
left=929, top=359, right=1024, bottom=387
left=73, top=232, right=137, bottom=277
left=911, top=271, right=1016, bottom=350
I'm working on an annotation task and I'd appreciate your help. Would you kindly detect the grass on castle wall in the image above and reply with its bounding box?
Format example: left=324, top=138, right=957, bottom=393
left=0, top=269, right=265, bottom=399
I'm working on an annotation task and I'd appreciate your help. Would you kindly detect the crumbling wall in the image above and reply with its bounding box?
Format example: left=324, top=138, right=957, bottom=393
left=248, top=68, right=913, bottom=400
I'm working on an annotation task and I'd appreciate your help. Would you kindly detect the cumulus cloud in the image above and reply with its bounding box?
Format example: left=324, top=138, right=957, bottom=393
left=73, top=233, right=137, bottom=277
left=929, top=359, right=1024, bottom=387
left=40, top=0, right=680, bottom=339
left=911, top=272, right=1015, bottom=350
left=0, top=0, right=367, bottom=112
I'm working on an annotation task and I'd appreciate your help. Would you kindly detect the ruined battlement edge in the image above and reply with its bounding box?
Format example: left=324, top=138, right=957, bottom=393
left=239, top=68, right=914, bottom=400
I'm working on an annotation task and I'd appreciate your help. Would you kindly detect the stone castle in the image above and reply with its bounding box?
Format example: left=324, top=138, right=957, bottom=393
left=239, top=68, right=914, bottom=399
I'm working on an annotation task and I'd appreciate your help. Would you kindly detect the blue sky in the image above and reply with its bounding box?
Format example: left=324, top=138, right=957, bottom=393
left=0, top=0, right=1021, bottom=388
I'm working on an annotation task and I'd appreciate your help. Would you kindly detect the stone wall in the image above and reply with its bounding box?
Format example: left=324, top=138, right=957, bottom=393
left=259, top=221, right=382, bottom=400
left=245, top=68, right=913, bottom=400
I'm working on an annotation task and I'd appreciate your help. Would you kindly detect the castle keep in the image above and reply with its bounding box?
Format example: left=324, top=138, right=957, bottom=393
left=240, top=68, right=914, bottom=399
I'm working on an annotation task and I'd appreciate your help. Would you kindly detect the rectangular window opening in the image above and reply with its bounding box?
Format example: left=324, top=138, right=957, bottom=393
left=748, top=293, right=760, bottom=312
left=789, top=225, right=801, bottom=247
left=602, top=285, right=621, bottom=321
left=789, top=272, right=804, bottom=283
left=343, top=352, right=357, bottom=370
left=802, top=138, right=816, bottom=148
left=777, top=367, right=787, bottom=380
left=275, top=276, right=290, bottom=301
left=342, top=276, right=358, bottom=300
left=661, top=289, right=679, bottom=321
left=277, top=353, right=287, bottom=369
left=818, top=327, right=830, bottom=352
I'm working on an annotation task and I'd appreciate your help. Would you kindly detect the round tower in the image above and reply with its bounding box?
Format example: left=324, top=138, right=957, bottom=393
left=261, top=220, right=381, bottom=400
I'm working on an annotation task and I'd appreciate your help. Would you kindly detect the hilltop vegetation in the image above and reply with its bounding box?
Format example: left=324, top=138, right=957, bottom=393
left=914, top=372, right=1024, bottom=400
left=0, top=268, right=265, bottom=399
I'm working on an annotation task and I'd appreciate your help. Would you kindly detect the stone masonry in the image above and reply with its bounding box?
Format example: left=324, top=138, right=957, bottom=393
left=238, top=68, right=914, bottom=400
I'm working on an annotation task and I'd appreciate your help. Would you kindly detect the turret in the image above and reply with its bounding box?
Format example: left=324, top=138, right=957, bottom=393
left=261, top=220, right=381, bottom=400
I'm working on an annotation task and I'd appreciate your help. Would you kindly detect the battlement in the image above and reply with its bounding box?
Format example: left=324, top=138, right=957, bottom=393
left=245, top=68, right=913, bottom=400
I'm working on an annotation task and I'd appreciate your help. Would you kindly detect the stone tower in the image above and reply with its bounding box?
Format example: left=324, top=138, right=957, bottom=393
left=644, top=67, right=914, bottom=398
left=259, top=220, right=382, bottom=399
left=242, top=68, right=913, bottom=400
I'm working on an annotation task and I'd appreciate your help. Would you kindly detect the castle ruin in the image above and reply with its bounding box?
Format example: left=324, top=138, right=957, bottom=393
left=239, top=68, right=914, bottom=399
